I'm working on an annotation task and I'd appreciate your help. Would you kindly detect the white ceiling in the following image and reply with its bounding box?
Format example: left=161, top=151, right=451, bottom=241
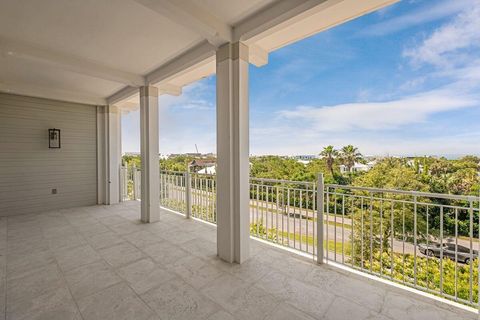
left=0, top=0, right=398, bottom=106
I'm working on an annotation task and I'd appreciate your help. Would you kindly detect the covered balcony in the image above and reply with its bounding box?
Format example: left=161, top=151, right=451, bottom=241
left=2, top=201, right=475, bottom=319
left=0, top=0, right=478, bottom=319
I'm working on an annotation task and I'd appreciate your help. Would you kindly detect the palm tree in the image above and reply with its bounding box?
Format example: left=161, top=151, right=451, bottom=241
left=320, top=145, right=338, bottom=177
left=340, top=145, right=363, bottom=173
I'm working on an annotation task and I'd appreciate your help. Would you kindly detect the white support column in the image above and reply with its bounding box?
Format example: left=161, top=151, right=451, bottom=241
left=96, top=106, right=107, bottom=205
left=97, top=105, right=122, bottom=205
left=216, top=42, right=250, bottom=264
left=140, top=86, right=160, bottom=223
left=107, top=105, right=122, bottom=205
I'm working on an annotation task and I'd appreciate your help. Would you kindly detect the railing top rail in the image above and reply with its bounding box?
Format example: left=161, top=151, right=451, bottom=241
left=191, top=173, right=216, bottom=178
left=325, top=183, right=479, bottom=202
left=250, top=177, right=315, bottom=186
left=160, top=170, right=185, bottom=175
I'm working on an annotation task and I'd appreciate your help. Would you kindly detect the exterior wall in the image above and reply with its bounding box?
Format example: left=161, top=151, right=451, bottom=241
left=0, top=93, right=98, bottom=216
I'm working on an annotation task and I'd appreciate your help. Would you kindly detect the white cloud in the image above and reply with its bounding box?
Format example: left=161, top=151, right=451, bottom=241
left=122, top=78, right=216, bottom=154
left=359, top=0, right=474, bottom=37
left=404, top=3, right=480, bottom=68
left=278, top=87, right=478, bottom=132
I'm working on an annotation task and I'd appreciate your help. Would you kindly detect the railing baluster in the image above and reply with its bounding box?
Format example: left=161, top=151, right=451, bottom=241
left=342, top=194, right=345, bottom=264
left=413, top=195, right=417, bottom=287
left=316, top=174, right=324, bottom=264
left=469, top=200, right=473, bottom=304
left=440, top=206, right=444, bottom=296
left=369, top=194, right=373, bottom=273
left=390, top=200, right=394, bottom=280
left=334, top=188, right=338, bottom=262
left=454, top=208, right=458, bottom=301
left=402, top=202, right=405, bottom=284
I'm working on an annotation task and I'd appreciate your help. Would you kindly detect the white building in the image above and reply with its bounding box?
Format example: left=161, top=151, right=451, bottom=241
left=197, top=165, right=216, bottom=175
left=340, top=161, right=376, bottom=173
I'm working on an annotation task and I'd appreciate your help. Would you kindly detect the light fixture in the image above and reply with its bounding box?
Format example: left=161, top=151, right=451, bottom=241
left=48, top=128, right=61, bottom=148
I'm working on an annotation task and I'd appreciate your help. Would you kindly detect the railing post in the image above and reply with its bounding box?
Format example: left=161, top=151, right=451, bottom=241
left=317, top=173, right=324, bottom=264
left=185, top=170, right=192, bottom=219
left=132, top=164, right=138, bottom=200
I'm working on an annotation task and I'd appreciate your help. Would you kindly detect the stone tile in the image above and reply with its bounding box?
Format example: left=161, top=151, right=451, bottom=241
left=47, top=233, right=87, bottom=252
left=267, top=254, right=315, bottom=282
left=122, top=230, right=163, bottom=248
left=141, top=276, right=220, bottom=320
left=327, top=275, right=386, bottom=313
left=7, top=236, right=49, bottom=256
left=98, top=215, right=129, bottom=226
left=77, top=283, right=155, bottom=320
left=324, top=296, right=372, bottom=320
left=43, top=225, right=78, bottom=239
left=99, top=242, right=145, bottom=268
left=225, top=256, right=271, bottom=284
left=200, top=273, right=251, bottom=312
left=86, top=231, right=125, bottom=250
left=7, top=262, right=64, bottom=304
left=6, top=285, right=80, bottom=320
left=54, top=244, right=101, bottom=272
left=256, top=270, right=335, bottom=318
left=181, top=238, right=217, bottom=259
left=264, top=304, right=316, bottom=320
left=0, top=282, right=5, bottom=320
left=76, top=223, right=110, bottom=237
left=206, top=310, right=235, bottom=320
left=303, top=265, right=341, bottom=289
left=108, top=221, right=144, bottom=235
left=158, top=228, right=198, bottom=245
left=229, top=285, right=281, bottom=320
left=117, top=258, right=175, bottom=294
left=381, top=291, right=471, bottom=320
left=7, top=249, right=56, bottom=280
left=143, top=242, right=189, bottom=266
left=64, top=261, right=122, bottom=300
left=169, top=255, right=225, bottom=289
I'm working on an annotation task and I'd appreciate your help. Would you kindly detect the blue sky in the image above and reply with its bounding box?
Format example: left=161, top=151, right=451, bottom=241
left=122, top=0, right=480, bottom=157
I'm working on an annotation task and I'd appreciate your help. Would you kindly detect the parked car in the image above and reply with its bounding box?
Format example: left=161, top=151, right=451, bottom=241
left=418, top=243, right=478, bottom=264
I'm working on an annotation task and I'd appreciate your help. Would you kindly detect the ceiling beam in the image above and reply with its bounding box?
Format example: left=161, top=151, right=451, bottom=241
left=0, top=81, right=106, bottom=105
left=134, top=0, right=232, bottom=47
left=108, top=40, right=215, bottom=105
left=107, top=86, right=139, bottom=106
left=234, top=0, right=399, bottom=47
left=145, top=40, right=216, bottom=86
left=233, top=0, right=335, bottom=43
left=0, top=36, right=145, bottom=87
left=248, top=44, right=268, bottom=67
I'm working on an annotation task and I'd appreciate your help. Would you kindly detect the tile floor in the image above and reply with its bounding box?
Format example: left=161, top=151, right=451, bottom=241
left=0, top=201, right=476, bottom=320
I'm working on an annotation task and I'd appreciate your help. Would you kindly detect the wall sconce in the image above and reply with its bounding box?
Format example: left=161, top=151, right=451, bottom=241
left=48, top=128, right=61, bottom=148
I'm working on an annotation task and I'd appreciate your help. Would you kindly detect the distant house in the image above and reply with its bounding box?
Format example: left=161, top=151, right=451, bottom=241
left=406, top=159, right=424, bottom=173
left=188, top=159, right=216, bottom=173
left=198, top=165, right=216, bottom=175
left=293, top=155, right=318, bottom=161
left=339, top=161, right=376, bottom=174
left=296, top=159, right=310, bottom=165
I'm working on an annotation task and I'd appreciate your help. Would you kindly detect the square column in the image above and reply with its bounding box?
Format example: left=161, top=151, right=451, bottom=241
left=96, top=105, right=121, bottom=205
left=140, top=86, right=160, bottom=222
left=216, top=42, right=250, bottom=263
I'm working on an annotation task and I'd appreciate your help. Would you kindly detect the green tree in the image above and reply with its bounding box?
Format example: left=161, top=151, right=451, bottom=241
left=340, top=145, right=363, bottom=172
left=320, top=145, right=338, bottom=177
left=349, top=158, right=430, bottom=263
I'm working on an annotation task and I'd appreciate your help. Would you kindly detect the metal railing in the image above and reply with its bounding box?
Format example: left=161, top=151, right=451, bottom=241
left=321, top=183, right=480, bottom=306
left=120, top=166, right=480, bottom=308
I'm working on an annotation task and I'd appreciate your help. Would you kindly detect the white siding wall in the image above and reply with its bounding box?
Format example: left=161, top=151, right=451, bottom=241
left=0, top=93, right=98, bottom=216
